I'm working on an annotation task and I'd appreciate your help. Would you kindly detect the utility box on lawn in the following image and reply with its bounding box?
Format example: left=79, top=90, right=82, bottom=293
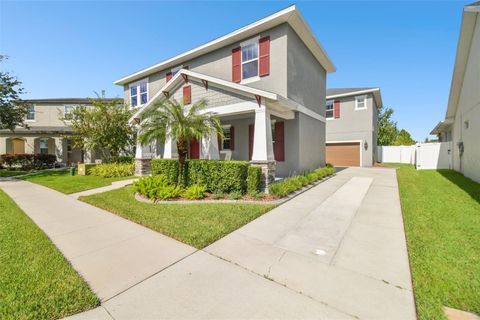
left=77, top=163, right=97, bottom=176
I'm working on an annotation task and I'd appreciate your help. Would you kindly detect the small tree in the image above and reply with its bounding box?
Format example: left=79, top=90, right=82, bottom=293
left=138, top=98, right=223, bottom=185
left=377, top=106, right=398, bottom=146
left=394, top=129, right=416, bottom=146
left=0, top=55, right=31, bottom=131
left=65, top=98, right=135, bottom=160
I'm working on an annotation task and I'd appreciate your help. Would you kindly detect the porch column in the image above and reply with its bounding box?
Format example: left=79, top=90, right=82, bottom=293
left=251, top=105, right=276, bottom=191
left=200, top=133, right=220, bottom=160
left=163, top=135, right=175, bottom=159
left=54, top=137, right=67, bottom=164
left=84, top=150, right=93, bottom=163
left=25, top=137, right=36, bottom=154
left=135, top=138, right=151, bottom=176
left=0, top=137, right=7, bottom=155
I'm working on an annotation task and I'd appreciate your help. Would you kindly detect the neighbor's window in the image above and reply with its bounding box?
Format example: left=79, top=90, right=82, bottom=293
left=241, top=40, right=259, bottom=80
left=130, top=79, right=148, bottom=107
left=39, top=138, right=49, bottom=155
left=326, top=100, right=334, bottom=119
left=355, top=95, right=367, bottom=110
left=222, top=126, right=231, bottom=150
left=64, top=105, right=77, bottom=121
left=26, top=105, right=35, bottom=121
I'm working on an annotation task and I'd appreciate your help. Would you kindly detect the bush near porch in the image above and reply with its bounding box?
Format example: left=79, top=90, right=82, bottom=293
left=0, top=153, right=57, bottom=170
left=151, top=159, right=250, bottom=194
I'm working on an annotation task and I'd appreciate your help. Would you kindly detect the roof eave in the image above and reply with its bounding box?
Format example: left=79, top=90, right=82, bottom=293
left=326, top=88, right=382, bottom=107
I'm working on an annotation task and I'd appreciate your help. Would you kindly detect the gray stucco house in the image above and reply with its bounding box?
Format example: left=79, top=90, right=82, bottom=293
left=431, top=2, right=480, bottom=183
left=325, top=88, right=382, bottom=167
left=115, top=5, right=335, bottom=180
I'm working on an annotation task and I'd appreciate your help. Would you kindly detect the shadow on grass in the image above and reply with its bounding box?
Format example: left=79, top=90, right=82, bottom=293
left=437, top=169, right=480, bottom=204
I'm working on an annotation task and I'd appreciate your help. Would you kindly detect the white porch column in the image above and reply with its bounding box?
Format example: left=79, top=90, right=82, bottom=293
left=54, top=137, right=67, bottom=164
left=200, top=133, right=220, bottom=160
left=25, top=137, right=36, bottom=154
left=0, top=137, right=7, bottom=155
left=252, top=106, right=274, bottom=161
left=163, top=135, right=174, bottom=159
left=84, top=150, right=93, bottom=163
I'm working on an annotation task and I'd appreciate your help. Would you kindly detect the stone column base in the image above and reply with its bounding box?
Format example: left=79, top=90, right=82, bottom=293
left=250, top=160, right=276, bottom=193
left=135, top=158, right=152, bottom=176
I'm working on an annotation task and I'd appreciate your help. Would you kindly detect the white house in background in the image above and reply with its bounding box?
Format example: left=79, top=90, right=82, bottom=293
left=431, top=2, right=480, bottom=182
left=115, top=5, right=336, bottom=183
left=324, top=88, right=382, bottom=167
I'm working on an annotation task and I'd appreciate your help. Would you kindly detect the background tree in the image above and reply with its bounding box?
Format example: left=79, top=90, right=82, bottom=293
left=138, top=98, right=223, bottom=185
left=394, top=129, right=416, bottom=145
left=377, top=106, right=398, bottom=145
left=0, top=55, right=31, bottom=131
left=65, top=98, right=135, bottom=160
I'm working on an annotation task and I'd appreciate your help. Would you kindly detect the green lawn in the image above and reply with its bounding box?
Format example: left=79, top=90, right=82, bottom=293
left=0, top=189, right=98, bottom=320
left=21, top=170, right=134, bottom=194
left=391, top=164, right=480, bottom=319
left=80, top=186, right=275, bottom=248
left=0, top=170, right=28, bottom=177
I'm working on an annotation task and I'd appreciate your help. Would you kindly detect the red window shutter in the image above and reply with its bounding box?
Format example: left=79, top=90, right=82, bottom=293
left=230, top=126, right=235, bottom=150
left=274, top=122, right=285, bottom=161
left=189, top=139, right=199, bottom=159
left=248, top=124, right=254, bottom=160
left=259, top=36, right=270, bottom=77
left=183, top=85, right=192, bottom=105
left=166, top=72, right=172, bottom=82
left=232, top=47, right=241, bottom=83
left=334, top=100, right=340, bottom=118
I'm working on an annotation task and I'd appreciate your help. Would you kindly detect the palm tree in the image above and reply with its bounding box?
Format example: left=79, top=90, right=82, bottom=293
left=138, top=98, right=223, bottom=185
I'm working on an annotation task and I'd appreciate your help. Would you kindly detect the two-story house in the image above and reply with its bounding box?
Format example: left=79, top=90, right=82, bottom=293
left=115, top=5, right=336, bottom=181
left=0, top=98, right=115, bottom=165
left=325, top=88, right=382, bottom=167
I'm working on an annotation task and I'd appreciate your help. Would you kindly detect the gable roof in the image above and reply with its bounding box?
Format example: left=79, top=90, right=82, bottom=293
left=129, top=69, right=278, bottom=123
left=326, top=87, right=383, bottom=108
left=115, top=5, right=335, bottom=86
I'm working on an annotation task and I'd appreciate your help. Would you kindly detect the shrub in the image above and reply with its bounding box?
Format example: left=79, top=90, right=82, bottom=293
left=211, top=192, right=225, bottom=200
left=152, top=159, right=249, bottom=194
left=0, top=153, right=56, bottom=169
left=102, top=156, right=134, bottom=164
left=183, top=184, right=207, bottom=200
left=134, top=175, right=181, bottom=200
left=248, top=191, right=265, bottom=200
left=228, top=191, right=242, bottom=200
left=247, top=166, right=262, bottom=194
left=89, top=163, right=134, bottom=178
left=269, top=165, right=335, bottom=198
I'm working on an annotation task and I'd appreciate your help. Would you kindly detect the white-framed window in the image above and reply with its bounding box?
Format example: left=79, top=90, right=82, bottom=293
left=25, top=105, right=35, bottom=121
left=64, top=105, right=77, bottom=121
left=39, top=138, right=49, bottom=155
left=326, top=100, right=334, bottom=119
left=355, top=95, right=367, bottom=110
left=129, top=79, right=148, bottom=107
left=241, top=37, right=259, bottom=82
left=222, top=125, right=231, bottom=150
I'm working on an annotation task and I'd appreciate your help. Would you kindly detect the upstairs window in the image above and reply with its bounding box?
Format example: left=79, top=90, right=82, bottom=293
left=241, top=39, right=259, bottom=80
left=355, top=95, right=367, bottom=110
left=64, top=105, right=77, bottom=121
left=326, top=100, right=334, bottom=119
left=26, top=105, right=35, bottom=121
left=130, top=79, right=148, bottom=107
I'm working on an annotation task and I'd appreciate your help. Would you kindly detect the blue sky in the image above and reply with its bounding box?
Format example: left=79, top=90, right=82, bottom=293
left=0, top=1, right=467, bottom=141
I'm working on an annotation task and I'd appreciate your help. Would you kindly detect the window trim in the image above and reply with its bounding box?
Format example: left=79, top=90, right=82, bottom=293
left=240, top=36, right=260, bottom=84
left=129, top=78, right=149, bottom=108
left=325, top=100, right=334, bottom=120
left=221, top=124, right=232, bottom=151
left=25, top=104, right=36, bottom=122
left=355, top=95, right=367, bottom=110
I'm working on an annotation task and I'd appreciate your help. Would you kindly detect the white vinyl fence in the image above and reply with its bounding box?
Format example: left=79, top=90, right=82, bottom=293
left=377, top=142, right=453, bottom=170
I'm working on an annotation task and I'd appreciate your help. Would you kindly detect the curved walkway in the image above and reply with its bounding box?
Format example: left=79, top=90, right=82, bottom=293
left=0, top=167, right=416, bottom=319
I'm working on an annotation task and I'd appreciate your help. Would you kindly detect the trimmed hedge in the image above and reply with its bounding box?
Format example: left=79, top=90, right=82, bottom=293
left=247, top=166, right=262, bottom=195
left=102, top=156, right=134, bottom=164
left=89, top=163, right=134, bottom=178
left=269, top=165, right=335, bottom=198
left=0, top=154, right=56, bottom=169
left=151, top=159, right=249, bottom=193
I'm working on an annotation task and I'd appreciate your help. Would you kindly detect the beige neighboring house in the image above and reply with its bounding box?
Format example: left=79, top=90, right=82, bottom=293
left=325, top=88, right=382, bottom=167
left=0, top=98, right=115, bottom=165
left=116, top=5, right=336, bottom=179
left=431, top=2, right=480, bottom=182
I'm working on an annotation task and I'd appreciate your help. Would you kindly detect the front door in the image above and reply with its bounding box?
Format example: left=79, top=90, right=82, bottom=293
left=189, top=139, right=200, bottom=159
left=12, top=138, right=25, bottom=154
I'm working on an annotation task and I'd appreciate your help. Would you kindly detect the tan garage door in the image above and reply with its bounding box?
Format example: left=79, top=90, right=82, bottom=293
left=326, top=142, right=360, bottom=167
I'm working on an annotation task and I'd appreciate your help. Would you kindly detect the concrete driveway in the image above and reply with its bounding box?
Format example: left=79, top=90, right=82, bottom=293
left=64, top=167, right=415, bottom=320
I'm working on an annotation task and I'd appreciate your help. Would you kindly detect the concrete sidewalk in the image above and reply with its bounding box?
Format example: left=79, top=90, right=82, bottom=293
left=69, top=178, right=137, bottom=199
left=0, top=179, right=195, bottom=301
